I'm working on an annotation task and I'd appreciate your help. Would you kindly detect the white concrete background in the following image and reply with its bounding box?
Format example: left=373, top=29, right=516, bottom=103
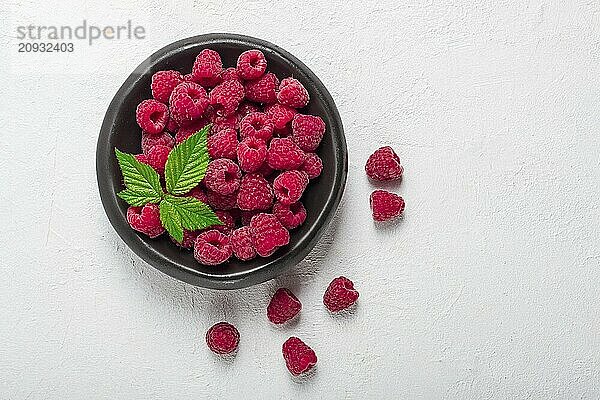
left=1, top=0, right=599, bottom=398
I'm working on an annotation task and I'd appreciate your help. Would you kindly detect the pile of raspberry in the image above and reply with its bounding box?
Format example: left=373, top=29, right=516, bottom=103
left=129, top=48, right=326, bottom=265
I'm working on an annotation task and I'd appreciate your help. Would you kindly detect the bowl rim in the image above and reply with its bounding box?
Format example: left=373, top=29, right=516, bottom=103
left=97, top=33, right=347, bottom=289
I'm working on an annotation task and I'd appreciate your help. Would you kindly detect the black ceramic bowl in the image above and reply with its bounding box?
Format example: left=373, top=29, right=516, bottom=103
left=97, top=34, right=347, bottom=289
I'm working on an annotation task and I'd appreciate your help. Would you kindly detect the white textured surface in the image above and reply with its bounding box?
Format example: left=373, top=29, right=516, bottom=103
left=1, top=1, right=600, bottom=398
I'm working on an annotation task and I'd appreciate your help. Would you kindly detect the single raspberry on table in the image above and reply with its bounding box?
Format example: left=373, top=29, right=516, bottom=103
left=230, top=226, right=257, bottom=261
left=141, top=131, right=174, bottom=154
left=204, top=159, right=242, bottom=195
left=299, top=153, right=323, bottom=179
left=126, top=203, right=165, bottom=238
left=323, top=276, right=359, bottom=312
left=282, top=337, right=317, bottom=376
left=191, top=49, right=223, bottom=87
left=236, top=173, right=274, bottom=211
left=194, top=230, right=233, bottom=265
left=135, top=99, right=169, bottom=134
left=292, top=114, right=325, bottom=152
left=220, top=67, right=241, bottom=82
left=273, top=201, right=307, bottom=230
left=236, top=49, right=267, bottom=80
left=264, top=103, right=297, bottom=130
left=206, top=190, right=238, bottom=210
left=151, top=70, right=183, bottom=104
left=249, top=213, right=290, bottom=257
left=244, top=72, right=279, bottom=104
left=267, top=288, right=302, bottom=324
left=237, top=136, right=267, bottom=173
left=273, top=170, right=309, bottom=205
left=209, top=80, right=245, bottom=116
left=169, top=82, right=209, bottom=126
left=370, top=190, right=405, bottom=222
left=240, top=112, right=274, bottom=142
left=277, top=78, right=309, bottom=108
left=135, top=144, right=170, bottom=175
left=175, top=118, right=210, bottom=144
left=365, top=146, right=404, bottom=181
left=208, top=128, right=238, bottom=160
left=171, top=229, right=200, bottom=249
left=206, top=322, right=239, bottom=354
left=267, top=138, right=306, bottom=170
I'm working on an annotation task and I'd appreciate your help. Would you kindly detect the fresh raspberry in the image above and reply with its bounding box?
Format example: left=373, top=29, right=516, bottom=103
left=212, top=210, right=236, bottom=234
left=239, top=112, right=274, bottom=142
left=236, top=173, right=274, bottom=211
left=192, top=49, right=223, bottom=86
left=141, top=131, right=174, bottom=154
left=249, top=213, right=290, bottom=257
left=292, top=114, right=325, bottom=152
left=208, top=128, right=238, bottom=160
left=187, top=186, right=208, bottom=203
left=204, top=159, right=241, bottom=195
left=210, top=113, right=239, bottom=134
left=267, top=138, right=306, bottom=170
left=220, top=67, right=241, bottom=82
left=370, top=190, right=405, bottom=222
left=267, top=288, right=302, bottom=324
left=277, top=78, right=309, bottom=108
left=135, top=144, right=170, bottom=175
left=194, top=230, right=233, bottom=265
left=169, top=82, right=209, bottom=126
left=299, top=153, right=323, bottom=179
left=206, top=190, right=238, bottom=210
left=230, top=226, right=257, bottom=261
left=171, top=229, right=200, bottom=249
left=365, top=146, right=404, bottom=181
left=244, top=72, right=279, bottom=104
left=135, top=99, right=169, bottom=134
left=166, top=110, right=179, bottom=133
left=323, top=276, right=359, bottom=312
left=237, top=137, right=267, bottom=173
left=282, top=337, right=317, bottom=376
left=236, top=49, right=267, bottom=80
left=151, top=70, right=183, bottom=104
left=126, top=203, right=164, bottom=238
left=209, top=80, right=244, bottom=116
left=175, top=118, right=209, bottom=144
left=273, top=201, right=307, bottom=230
left=264, top=103, right=297, bottom=130
left=206, top=322, right=239, bottom=354
left=240, top=210, right=260, bottom=226
left=273, top=170, right=309, bottom=205
left=236, top=102, right=261, bottom=120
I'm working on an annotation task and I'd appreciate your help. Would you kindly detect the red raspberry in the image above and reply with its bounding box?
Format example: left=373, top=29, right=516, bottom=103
left=299, top=153, right=323, bottom=179
left=273, top=170, right=309, bottom=205
left=292, top=114, right=325, bottom=152
left=206, top=322, right=239, bottom=354
left=230, top=226, right=257, bottom=261
left=194, top=230, right=233, bottom=265
left=175, top=118, right=209, bottom=144
left=323, top=276, right=359, bottom=312
left=240, top=112, right=274, bottom=142
left=273, top=201, right=307, bottom=230
left=237, top=137, right=267, bottom=173
left=171, top=229, right=200, bottom=249
left=135, top=99, right=168, bottom=134
left=209, top=113, right=239, bottom=134
left=236, top=102, right=261, bottom=120
left=211, top=210, right=236, bottom=234
left=141, top=131, right=174, bottom=154
left=370, top=190, right=405, bottom=222
left=267, top=288, right=302, bottom=324
left=169, top=82, right=209, bottom=126
left=277, top=78, right=309, bottom=108
left=209, top=80, right=245, bottom=116
left=166, top=110, right=179, bottom=133
left=244, top=72, right=279, bottom=104
left=126, top=203, right=164, bottom=238
left=256, top=162, right=275, bottom=178
left=365, top=146, right=404, bottom=181
left=208, top=128, right=238, bottom=160
left=236, top=49, right=267, bottom=80
left=206, top=190, right=238, bottom=210
left=282, top=337, right=317, bottom=376
left=187, top=186, right=208, bottom=203
left=151, top=70, right=183, bottom=104
left=264, top=103, right=297, bottom=130
left=267, top=138, right=306, bottom=170
left=135, top=144, right=170, bottom=175
left=240, top=210, right=259, bottom=226
left=220, top=67, right=241, bottom=82
left=204, top=159, right=241, bottom=195
left=249, top=213, right=290, bottom=257
left=236, top=173, right=274, bottom=211
left=192, top=49, right=223, bottom=86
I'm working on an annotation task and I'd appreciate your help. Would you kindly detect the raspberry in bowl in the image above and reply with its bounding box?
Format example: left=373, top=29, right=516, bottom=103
left=97, top=34, right=347, bottom=289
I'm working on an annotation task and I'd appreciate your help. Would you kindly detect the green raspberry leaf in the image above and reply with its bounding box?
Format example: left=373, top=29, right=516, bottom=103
left=159, top=199, right=183, bottom=243
left=163, top=194, right=223, bottom=231
left=164, top=125, right=211, bottom=195
left=114, top=148, right=163, bottom=205
left=117, top=189, right=161, bottom=207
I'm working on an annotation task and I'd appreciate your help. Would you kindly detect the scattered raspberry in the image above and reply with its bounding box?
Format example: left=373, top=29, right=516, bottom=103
left=299, top=153, right=323, bottom=179
left=171, top=229, right=200, bottom=249
left=206, top=322, right=239, bottom=354
left=236, top=173, right=274, bottom=211
left=264, top=103, right=297, bottom=130
left=187, top=186, right=208, bottom=203
left=323, top=276, right=359, bottom=312
left=169, top=82, right=209, bottom=126
left=192, top=49, right=223, bottom=86
left=273, top=201, right=307, bottom=230
left=267, top=288, right=302, bottom=324
left=141, top=131, right=174, bottom=154
left=204, top=159, right=242, bottom=195
left=230, top=226, right=257, bottom=261
left=209, top=80, right=244, bottom=116
left=273, top=170, right=309, bottom=205
left=240, top=210, right=260, bottom=226
left=292, top=114, right=325, bottom=152
left=175, top=118, right=209, bottom=144
left=135, top=99, right=169, bottom=134
left=244, top=72, right=279, bottom=104
left=240, top=112, right=274, bottom=142
left=220, top=67, right=241, bottom=82
left=237, top=137, right=267, bottom=173
left=126, top=203, right=165, bottom=238
left=208, top=128, right=238, bottom=160
left=365, top=146, right=404, bottom=181
left=236, top=49, right=267, bottom=80
left=370, top=190, right=405, bottom=222
left=267, top=138, right=306, bottom=170
left=194, top=230, right=233, bottom=265
left=249, top=213, right=290, bottom=257
left=135, top=144, right=170, bottom=175
left=277, top=78, right=309, bottom=108
left=206, top=190, right=238, bottom=210
left=282, top=337, right=317, bottom=376
left=151, top=70, right=183, bottom=104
